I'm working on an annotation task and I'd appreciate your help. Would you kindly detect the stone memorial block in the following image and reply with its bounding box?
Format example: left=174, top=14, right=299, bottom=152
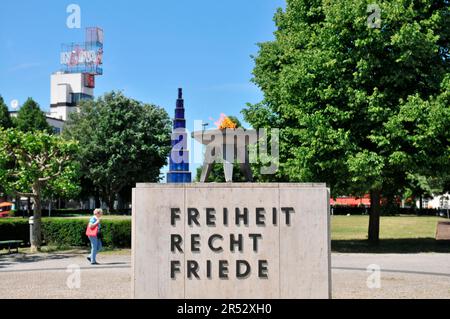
left=436, top=221, right=450, bottom=241
left=132, top=183, right=331, bottom=299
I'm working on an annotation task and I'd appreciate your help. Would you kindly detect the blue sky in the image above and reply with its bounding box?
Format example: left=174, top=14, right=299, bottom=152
left=0, top=0, right=285, bottom=175
left=0, top=0, right=285, bottom=123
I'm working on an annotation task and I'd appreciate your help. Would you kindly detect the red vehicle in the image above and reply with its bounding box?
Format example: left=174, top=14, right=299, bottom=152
left=330, top=195, right=371, bottom=207
left=0, top=202, right=13, bottom=218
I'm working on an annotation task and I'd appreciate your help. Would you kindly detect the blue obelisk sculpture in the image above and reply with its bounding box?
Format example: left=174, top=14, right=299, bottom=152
left=166, top=88, right=192, bottom=183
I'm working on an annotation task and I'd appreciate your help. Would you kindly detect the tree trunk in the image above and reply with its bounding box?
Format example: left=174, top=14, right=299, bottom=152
left=117, top=194, right=123, bottom=211
left=27, top=197, right=31, bottom=217
left=107, top=193, right=115, bottom=214
left=15, top=195, right=22, bottom=218
left=30, top=184, right=42, bottom=253
left=96, top=196, right=101, bottom=209
left=368, top=189, right=381, bottom=243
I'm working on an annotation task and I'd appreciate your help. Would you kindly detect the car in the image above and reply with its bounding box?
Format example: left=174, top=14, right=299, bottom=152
left=0, top=202, right=13, bottom=218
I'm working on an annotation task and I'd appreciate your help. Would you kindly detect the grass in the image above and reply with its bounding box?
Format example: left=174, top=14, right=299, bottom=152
left=332, top=215, right=443, bottom=240
left=332, top=215, right=450, bottom=253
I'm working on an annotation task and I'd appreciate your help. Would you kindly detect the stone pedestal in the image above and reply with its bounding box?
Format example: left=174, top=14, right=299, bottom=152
left=132, top=183, right=331, bottom=299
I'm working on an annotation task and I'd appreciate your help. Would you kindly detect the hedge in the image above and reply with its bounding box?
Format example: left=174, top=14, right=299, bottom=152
left=11, top=209, right=132, bottom=218
left=0, top=219, right=28, bottom=243
left=0, top=218, right=131, bottom=248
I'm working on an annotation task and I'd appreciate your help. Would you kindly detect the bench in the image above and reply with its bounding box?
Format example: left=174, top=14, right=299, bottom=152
left=0, top=240, right=23, bottom=254
left=436, top=222, right=450, bottom=241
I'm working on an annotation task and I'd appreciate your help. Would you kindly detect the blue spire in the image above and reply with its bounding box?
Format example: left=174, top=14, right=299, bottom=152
left=167, top=88, right=192, bottom=183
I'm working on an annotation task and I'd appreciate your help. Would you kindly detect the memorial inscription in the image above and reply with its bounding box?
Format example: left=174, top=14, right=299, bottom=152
left=169, top=207, right=295, bottom=280
left=132, top=183, right=331, bottom=299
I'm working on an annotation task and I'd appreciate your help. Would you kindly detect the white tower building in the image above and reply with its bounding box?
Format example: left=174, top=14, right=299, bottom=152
left=9, top=28, right=102, bottom=135
left=49, top=72, right=95, bottom=122
left=46, top=27, right=103, bottom=132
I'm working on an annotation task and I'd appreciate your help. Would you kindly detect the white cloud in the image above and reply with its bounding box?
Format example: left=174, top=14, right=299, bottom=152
left=8, top=62, right=42, bottom=72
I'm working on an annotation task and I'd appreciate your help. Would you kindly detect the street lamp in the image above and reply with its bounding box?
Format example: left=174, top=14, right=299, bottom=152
left=201, top=123, right=209, bottom=142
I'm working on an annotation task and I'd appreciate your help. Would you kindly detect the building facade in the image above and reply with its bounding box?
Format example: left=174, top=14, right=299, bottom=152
left=49, top=72, right=95, bottom=122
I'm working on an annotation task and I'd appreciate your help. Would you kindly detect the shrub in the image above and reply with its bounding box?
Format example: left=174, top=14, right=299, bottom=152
left=100, top=219, right=132, bottom=248
left=0, top=217, right=131, bottom=248
left=10, top=209, right=132, bottom=218
left=0, top=218, right=29, bottom=243
left=42, top=218, right=89, bottom=247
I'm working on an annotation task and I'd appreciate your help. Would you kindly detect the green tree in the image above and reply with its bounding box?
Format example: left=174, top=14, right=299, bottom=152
left=63, top=91, right=172, bottom=212
left=226, top=116, right=242, bottom=129
left=391, top=78, right=450, bottom=209
left=0, top=129, right=80, bottom=251
left=0, top=95, right=13, bottom=200
left=243, top=0, right=450, bottom=242
left=15, top=98, right=52, bottom=133
left=0, top=95, right=13, bottom=129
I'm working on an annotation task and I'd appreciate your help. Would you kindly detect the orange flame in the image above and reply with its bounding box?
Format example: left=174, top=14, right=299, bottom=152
left=214, top=113, right=237, bottom=129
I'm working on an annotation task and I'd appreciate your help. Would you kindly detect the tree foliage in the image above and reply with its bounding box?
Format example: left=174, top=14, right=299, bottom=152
left=0, top=95, right=13, bottom=198
left=14, top=98, right=52, bottom=133
left=63, top=91, right=172, bottom=211
left=0, top=95, right=13, bottom=129
left=243, top=0, right=450, bottom=241
left=0, top=129, right=80, bottom=251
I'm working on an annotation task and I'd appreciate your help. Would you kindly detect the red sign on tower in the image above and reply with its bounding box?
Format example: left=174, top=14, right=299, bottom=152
left=84, top=73, right=95, bottom=88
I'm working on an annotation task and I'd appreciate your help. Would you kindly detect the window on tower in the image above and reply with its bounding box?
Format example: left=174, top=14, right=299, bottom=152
left=71, top=93, right=94, bottom=105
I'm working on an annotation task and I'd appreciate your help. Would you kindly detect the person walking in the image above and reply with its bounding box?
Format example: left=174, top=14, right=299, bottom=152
left=86, top=208, right=103, bottom=265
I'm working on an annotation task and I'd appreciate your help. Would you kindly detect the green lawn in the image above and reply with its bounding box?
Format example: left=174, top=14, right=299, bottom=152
left=331, top=215, right=450, bottom=253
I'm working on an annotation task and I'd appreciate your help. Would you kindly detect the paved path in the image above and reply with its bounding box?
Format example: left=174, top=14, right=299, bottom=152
left=0, top=250, right=131, bottom=299
left=333, top=253, right=450, bottom=299
left=1, top=251, right=450, bottom=299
